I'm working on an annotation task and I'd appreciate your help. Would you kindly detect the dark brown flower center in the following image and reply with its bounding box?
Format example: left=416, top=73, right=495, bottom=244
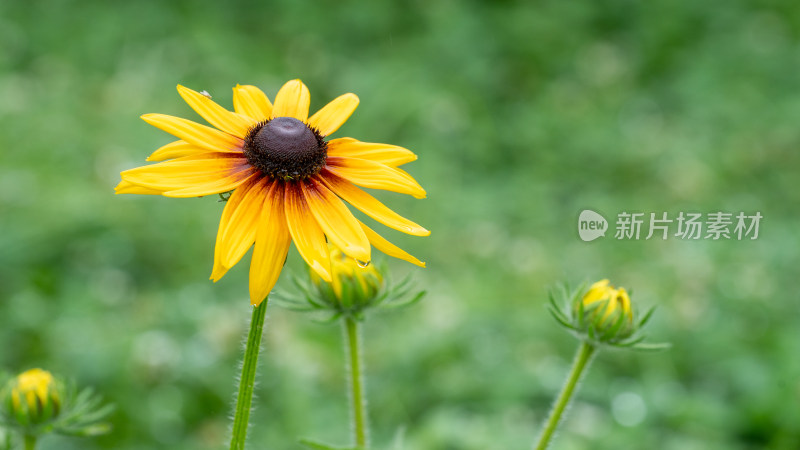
left=242, top=117, right=327, bottom=180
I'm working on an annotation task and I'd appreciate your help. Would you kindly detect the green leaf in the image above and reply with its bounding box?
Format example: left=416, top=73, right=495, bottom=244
left=587, top=323, right=597, bottom=341
left=576, top=298, right=586, bottom=329
left=638, top=306, right=656, bottom=328
left=58, top=422, right=112, bottom=437
left=630, top=342, right=672, bottom=352
left=548, top=306, right=576, bottom=330
left=298, top=437, right=360, bottom=450
left=383, top=291, right=426, bottom=310
left=615, top=335, right=646, bottom=347
left=602, top=310, right=628, bottom=341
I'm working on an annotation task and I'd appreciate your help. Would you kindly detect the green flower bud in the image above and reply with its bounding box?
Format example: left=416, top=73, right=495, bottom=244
left=279, top=245, right=425, bottom=321
left=311, top=246, right=384, bottom=314
left=3, top=368, right=61, bottom=427
left=548, top=279, right=668, bottom=350
left=0, top=368, right=113, bottom=442
left=576, top=279, right=634, bottom=338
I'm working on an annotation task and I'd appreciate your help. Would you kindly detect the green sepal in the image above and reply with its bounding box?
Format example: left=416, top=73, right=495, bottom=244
left=637, top=306, right=656, bottom=328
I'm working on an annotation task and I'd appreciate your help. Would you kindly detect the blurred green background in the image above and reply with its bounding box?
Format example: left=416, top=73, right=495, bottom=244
left=1, top=0, right=799, bottom=448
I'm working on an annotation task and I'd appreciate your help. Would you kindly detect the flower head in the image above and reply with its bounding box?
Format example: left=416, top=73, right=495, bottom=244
left=278, top=246, right=425, bottom=320
left=311, top=245, right=383, bottom=310
left=1, top=369, right=113, bottom=438
left=117, top=80, right=429, bottom=305
left=579, top=279, right=633, bottom=334
left=3, top=369, right=60, bottom=426
left=548, top=279, right=668, bottom=350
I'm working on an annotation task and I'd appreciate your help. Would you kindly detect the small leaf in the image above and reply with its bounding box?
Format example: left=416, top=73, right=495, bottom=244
left=615, top=335, right=646, bottom=347
left=383, top=291, right=425, bottom=310
left=587, top=323, right=597, bottom=341
left=602, top=310, right=628, bottom=340
left=311, top=312, right=342, bottom=324
left=577, top=299, right=586, bottom=328
left=638, top=306, right=657, bottom=328
left=548, top=306, right=577, bottom=330
left=298, top=437, right=360, bottom=450
left=58, top=422, right=112, bottom=437
left=630, top=342, right=672, bottom=352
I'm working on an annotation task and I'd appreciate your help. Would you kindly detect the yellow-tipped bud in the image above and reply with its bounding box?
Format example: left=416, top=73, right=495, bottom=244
left=4, top=368, right=61, bottom=426
left=580, top=279, right=633, bottom=331
left=311, top=246, right=383, bottom=312
left=280, top=244, right=425, bottom=320
left=549, top=279, right=667, bottom=350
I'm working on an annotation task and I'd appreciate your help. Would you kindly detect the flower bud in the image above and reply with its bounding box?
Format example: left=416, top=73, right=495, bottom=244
left=279, top=245, right=425, bottom=320
left=549, top=279, right=668, bottom=350
left=577, top=279, right=634, bottom=336
left=3, top=368, right=61, bottom=426
left=311, top=246, right=383, bottom=313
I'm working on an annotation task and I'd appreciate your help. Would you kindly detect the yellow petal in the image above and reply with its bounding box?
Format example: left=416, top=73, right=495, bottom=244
left=318, top=170, right=429, bottom=236
left=163, top=168, right=257, bottom=198
left=211, top=176, right=261, bottom=281
left=249, top=183, right=291, bottom=305
left=359, top=221, right=425, bottom=268
left=114, top=180, right=164, bottom=195
left=121, top=154, right=253, bottom=196
left=327, top=138, right=417, bottom=167
left=308, top=93, right=359, bottom=136
left=284, top=183, right=332, bottom=282
left=177, top=85, right=257, bottom=138
left=619, top=289, right=633, bottom=320
left=141, top=113, right=244, bottom=153
left=325, top=156, right=427, bottom=199
left=233, top=84, right=273, bottom=121
left=583, top=279, right=611, bottom=304
left=211, top=177, right=271, bottom=273
left=271, top=79, right=310, bottom=121
left=301, top=179, right=370, bottom=262
left=146, top=140, right=207, bottom=162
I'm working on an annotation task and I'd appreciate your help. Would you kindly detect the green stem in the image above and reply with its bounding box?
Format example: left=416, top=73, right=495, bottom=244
left=23, top=435, right=36, bottom=450
left=343, top=316, right=369, bottom=449
left=534, top=341, right=597, bottom=450
left=229, top=299, right=269, bottom=450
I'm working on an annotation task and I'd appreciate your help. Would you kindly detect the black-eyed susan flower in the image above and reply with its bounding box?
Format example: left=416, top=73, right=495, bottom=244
left=117, top=80, right=429, bottom=305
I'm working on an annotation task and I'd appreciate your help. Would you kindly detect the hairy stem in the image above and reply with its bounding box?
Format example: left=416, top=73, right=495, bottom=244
left=229, top=300, right=269, bottom=450
left=343, top=316, right=369, bottom=448
left=534, top=341, right=596, bottom=450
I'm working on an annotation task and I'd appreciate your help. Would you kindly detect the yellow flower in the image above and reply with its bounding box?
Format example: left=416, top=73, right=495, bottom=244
left=580, top=279, right=633, bottom=329
left=6, top=369, right=60, bottom=423
left=117, top=80, right=429, bottom=305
